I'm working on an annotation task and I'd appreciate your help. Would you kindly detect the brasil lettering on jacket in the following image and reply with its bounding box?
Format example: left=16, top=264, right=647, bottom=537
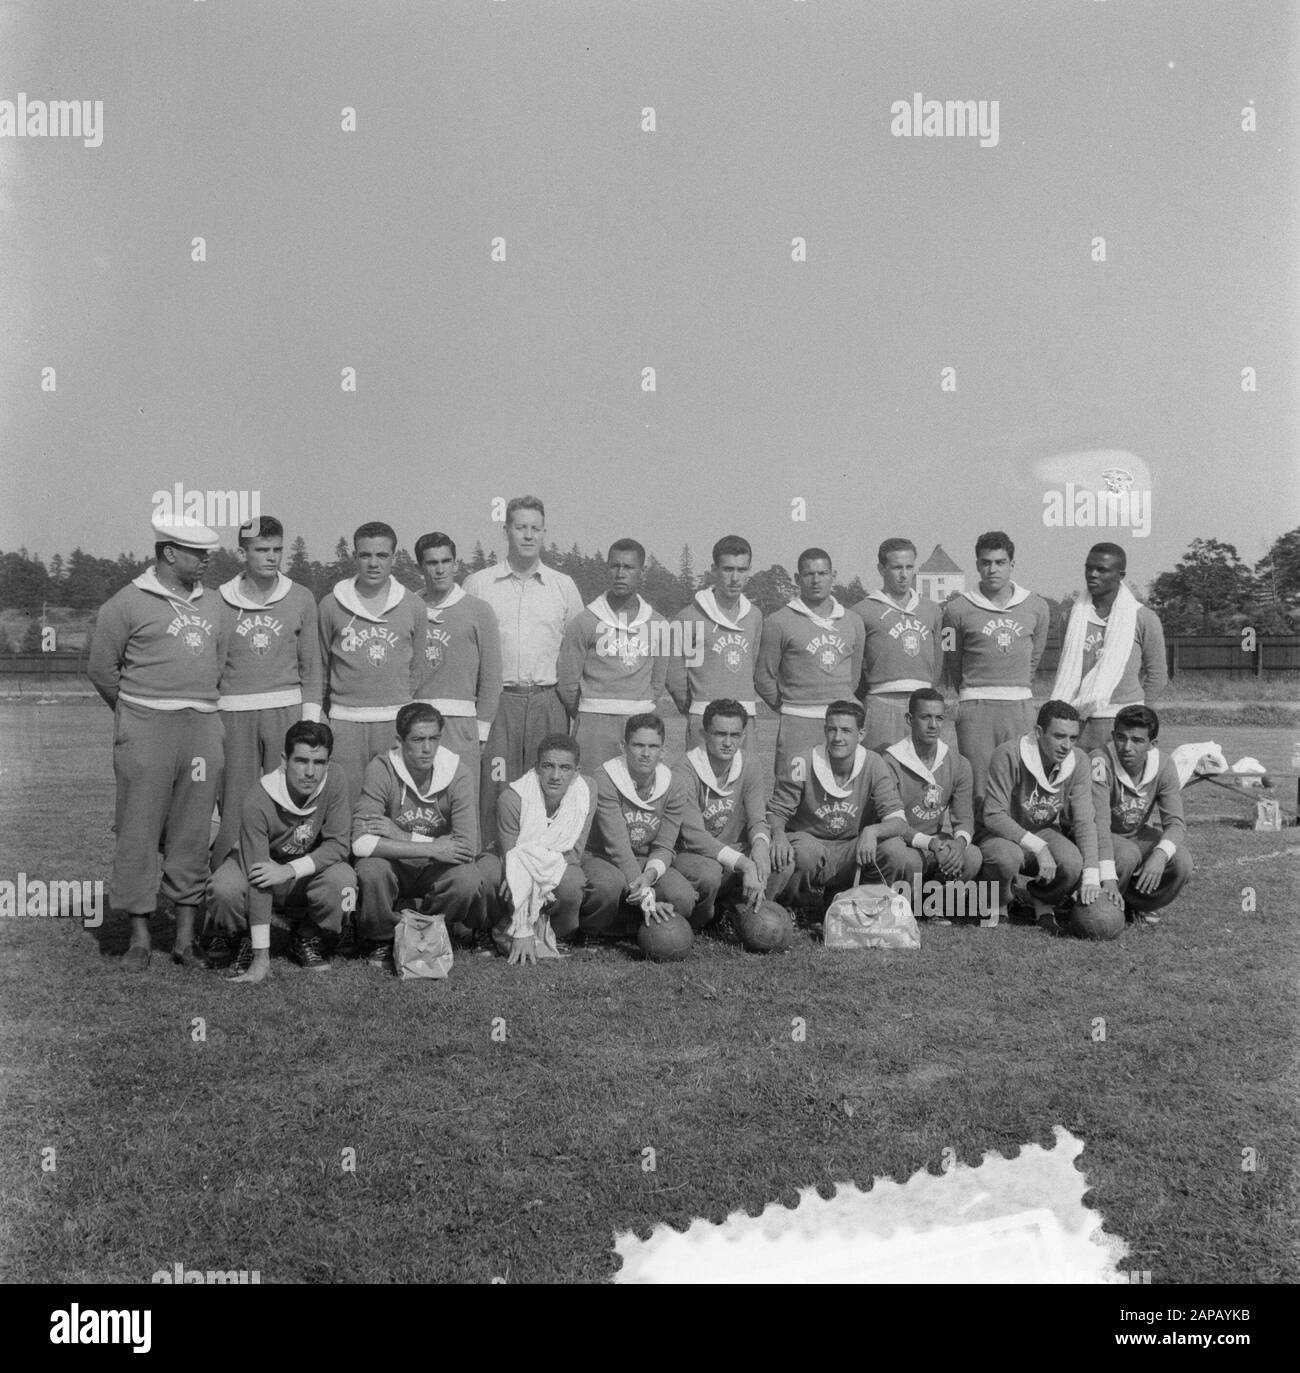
left=980, top=616, right=1027, bottom=653
left=397, top=803, right=448, bottom=837
left=701, top=794, right=738, bottom=836
left=623, top=805, right=661, bottom=848
left=235, top=613, right=285, bottom=656
left=1022, top=785, right=1064, bottom=828
left=805, top=631, right=850, bottom=673
left=425, top=624, right=451, bottom=666
left=339, top=624, right=402, bottom=664
left=814, top=798, right=859, bottom=836
left=710, top=630, right=750, bottom=672
left=889, top=616, right=931, bottom=658
left=166, top=611, right=216, bottom=654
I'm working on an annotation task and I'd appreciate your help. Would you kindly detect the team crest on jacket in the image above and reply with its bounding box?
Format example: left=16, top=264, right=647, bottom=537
left=712, top=631, right=748, bottom=673
left=1115, top=793, right=1147, bottom=829
left=425, top=627, right=450, bottom=667
left=889, top=617, right=928, bottom=659
left=806, top=632, right=848, bottom=675
left=284, top=820, right=314, bottom=852
left=923, top=781, right=942, bottom=809
left=167, top=611, right=214, bottom=655
left=625, top=807, right=660, bottom=847
left=701, top=796, right=736, bottom=835
left=816, top=800, right=857, bottom=835
left=237, top=614, right=283, bottom=657
left=599, top=628, right=650, bottom=671
left=340, top=624, right=401, bottom=665
left=981, top=617, right=1024, bottom=654
left=1023, top=786, right=1062, bottom=827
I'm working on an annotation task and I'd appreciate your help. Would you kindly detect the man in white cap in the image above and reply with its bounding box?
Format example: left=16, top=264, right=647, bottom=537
left=88, top=512, right=229, bottom=971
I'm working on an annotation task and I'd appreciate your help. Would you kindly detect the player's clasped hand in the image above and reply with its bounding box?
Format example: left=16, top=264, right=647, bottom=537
left=431, top=834, right=475, bottom=864
left=248, top=860, right=293, bottom=890
left=933, top=836, right=966, bottom=878
left=1036, top=851, right=1058, bottom=886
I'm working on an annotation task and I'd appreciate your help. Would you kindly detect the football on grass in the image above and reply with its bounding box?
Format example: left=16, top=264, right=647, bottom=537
left=637, top=913, right=694, bottom=962
left=1068, top=897, right=1124, bottom=940
left=736, top=901, right=793, bottom=953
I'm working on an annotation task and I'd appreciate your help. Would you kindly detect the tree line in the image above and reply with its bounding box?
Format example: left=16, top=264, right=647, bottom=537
left=0, top=529, right=1297, bottom=650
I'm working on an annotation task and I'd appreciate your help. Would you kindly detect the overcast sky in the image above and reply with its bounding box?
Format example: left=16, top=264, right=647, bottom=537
left=1, top=0, right=1295, bottom=598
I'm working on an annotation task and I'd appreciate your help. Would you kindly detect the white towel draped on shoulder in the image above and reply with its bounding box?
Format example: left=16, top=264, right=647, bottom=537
left=504, top=771, right=590, bottom=944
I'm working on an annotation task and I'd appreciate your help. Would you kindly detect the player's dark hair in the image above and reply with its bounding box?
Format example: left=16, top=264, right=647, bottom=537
left=1114, top=704, right=1159, bottom=741
left=712, top=535, right=752, bottom=565
left=702, top=698, right=750, bottom=732
left=535, top=733, right=580, bottom=765
left=625, top=712, right=665, bottom=743
left=975, top=530, right=1014, bottom=562
left=825, top=698, right=866, bottom=729
left=353, top=521, right=397, bottom=551
left=878, top=537, right=917, bottom=565
left=415, top=531, right=457, bottom=563
left=1088, top=541, right=1127, bottom=572
left=608, top=538, right=647, bottom=567
left=285, top=720, right=334, bottom=757
left=239, top=516, right=283, bottom=547
left=396, top=702, right=444, bottom=738
left=506, top=495, right=545, bottom=524
left=907, top=687, right=945, bottom=715
left=1037, top=699, right=1081, bottom=729
left=796, top=547, right=833, bottom=573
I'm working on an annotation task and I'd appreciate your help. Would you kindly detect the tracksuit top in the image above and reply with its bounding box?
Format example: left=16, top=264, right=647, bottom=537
left=1078, top=604, right=1168, bottom=715
left=672, top=748, right=771, bottom=870
left=942, top=585, right=1051, bottom=700
left=587, top=759, right=687, bottom=884
left=413, top=585, right=504, bottom=742
left=1089, top=744, right=1186, bottom=881
left=233, top=766, right=354, bottom=924
left=317, top=578, right=427, bottom=722
left=664, top=589, right=762, bottom=714
left=235, top=767, right=352, bottom=876
left=352, top=746, right=479, bottom=858
left=851, top=590, right=944, bottom=695
left=88, top=568, right=227, bottom=711
left=557, top=594, right=669, bottom=716
left=767, top=746, right=905, bottom=843
left=754, top=598, right=866, bottom=716
left=882, top=738, right=975, bottom=849
left=980, top=736, right=1099, bottom=879
left=217, top=574, right=323, bottom=717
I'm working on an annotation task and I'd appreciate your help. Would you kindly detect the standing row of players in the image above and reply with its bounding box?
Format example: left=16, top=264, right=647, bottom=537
left=86, top=497, right=1184, bottom=972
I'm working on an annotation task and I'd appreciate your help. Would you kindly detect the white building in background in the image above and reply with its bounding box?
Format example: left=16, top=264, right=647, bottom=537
left=916, top=544, right=966, bottom=604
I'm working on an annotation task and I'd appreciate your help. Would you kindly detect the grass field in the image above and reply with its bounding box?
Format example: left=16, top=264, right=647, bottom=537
left=0, top=702, right=1297, bottom=1284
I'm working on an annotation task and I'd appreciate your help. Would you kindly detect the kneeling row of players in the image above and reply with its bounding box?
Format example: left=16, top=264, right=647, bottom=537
left=206, top=692, right=1193, bottom=979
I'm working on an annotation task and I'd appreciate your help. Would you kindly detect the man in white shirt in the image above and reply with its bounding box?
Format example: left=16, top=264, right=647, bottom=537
left=464, top=496, right=584, bottom=843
